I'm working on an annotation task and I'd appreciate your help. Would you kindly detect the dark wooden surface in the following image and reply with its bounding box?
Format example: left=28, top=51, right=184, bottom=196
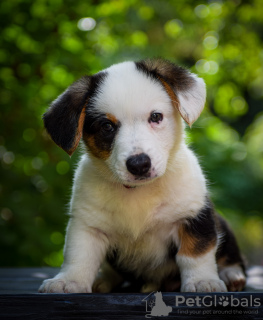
left=0, top=267, right=263, bottom=319
left=1, top=292, right=263, bottom=320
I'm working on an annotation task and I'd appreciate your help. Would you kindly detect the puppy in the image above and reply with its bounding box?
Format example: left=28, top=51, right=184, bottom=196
left=39, top=59, right=246, bottom=293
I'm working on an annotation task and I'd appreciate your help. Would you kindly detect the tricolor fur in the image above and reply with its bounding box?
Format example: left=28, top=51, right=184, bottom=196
left=39, top=59, right=246, bottom=293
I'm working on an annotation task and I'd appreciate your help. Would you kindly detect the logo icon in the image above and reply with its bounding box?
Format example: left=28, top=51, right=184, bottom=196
left=142, top=291, right=172, bottom=318
left=218, top=296, right=229, bottom=307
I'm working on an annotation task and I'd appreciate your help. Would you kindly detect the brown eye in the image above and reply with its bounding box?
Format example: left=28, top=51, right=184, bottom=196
left=150, top=112, right=163, bottom=123
left=102, top=121, right=114, bottom=133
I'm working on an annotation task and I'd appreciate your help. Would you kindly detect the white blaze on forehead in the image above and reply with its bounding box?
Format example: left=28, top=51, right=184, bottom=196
left=92, top=61, right=173, bottom=121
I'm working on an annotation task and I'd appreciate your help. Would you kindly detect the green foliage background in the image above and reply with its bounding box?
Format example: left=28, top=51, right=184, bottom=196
left=0, top=0, right=262, bottom=267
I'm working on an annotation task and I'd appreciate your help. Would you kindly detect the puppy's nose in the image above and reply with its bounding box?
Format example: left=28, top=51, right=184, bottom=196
left=126, top=153, right=151, bottom=176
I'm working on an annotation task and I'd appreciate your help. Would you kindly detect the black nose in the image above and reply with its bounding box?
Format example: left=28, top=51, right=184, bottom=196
left=126, top=153, right=151, bottom=176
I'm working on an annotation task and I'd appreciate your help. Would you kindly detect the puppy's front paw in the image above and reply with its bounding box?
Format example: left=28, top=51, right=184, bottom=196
left=181, top=279, right=227, bottom=292
left=39, top=274, right=91, bottom=293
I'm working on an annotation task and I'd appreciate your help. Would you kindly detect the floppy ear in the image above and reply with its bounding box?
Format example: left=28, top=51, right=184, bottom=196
left=43, top=76, right=90, bottom=156
left=136, top=59, right=206, bottom=126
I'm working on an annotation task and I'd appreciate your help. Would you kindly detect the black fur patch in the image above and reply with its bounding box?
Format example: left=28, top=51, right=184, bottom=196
left=86, top=71, right=108, bottom=103
left=216, top=215, right=245, bottom=272
left=83, top=112, right=120, bottom=158
left=179, top=199, right=217, bottom=256
left=43, top=71, right=108, bottom=155
left=135, top=58, right=195, bottom=93
left=43, top=76, right=91, bottom=153
left=168, top=241, right=178, bottom=259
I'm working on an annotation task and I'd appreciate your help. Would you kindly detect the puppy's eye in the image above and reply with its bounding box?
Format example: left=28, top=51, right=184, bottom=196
left=101, top=121, right=114, bottom=133
left=150, top=112, right=163, bottom=123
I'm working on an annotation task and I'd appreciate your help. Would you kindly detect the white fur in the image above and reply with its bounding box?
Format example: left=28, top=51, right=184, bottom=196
left=39, top=61, right=219, bottom=294
left=177, top=74, right=206, bottom=127
left=177, top=249, right=227, bottom=292
left=39, top=218, right=109, bottom=293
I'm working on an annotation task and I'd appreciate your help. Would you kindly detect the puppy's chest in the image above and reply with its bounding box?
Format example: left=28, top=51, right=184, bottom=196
left=105, top=185, right=190, bottom=234
left=109, top=223, right=179, bottom=273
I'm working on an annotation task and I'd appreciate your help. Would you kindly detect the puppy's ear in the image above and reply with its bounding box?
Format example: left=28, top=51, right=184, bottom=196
left=136, top=59, right=206, bottom=126
left=43, top=76, right=90, bottom=156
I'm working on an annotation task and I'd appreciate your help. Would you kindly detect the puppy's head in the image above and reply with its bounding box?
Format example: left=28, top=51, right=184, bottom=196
left=43, top=59, right=206, bottom=187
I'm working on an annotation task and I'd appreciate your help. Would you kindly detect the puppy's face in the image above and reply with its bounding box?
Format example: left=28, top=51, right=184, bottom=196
left=43, top=59, right=206, bottom=186
left=85, top=62, right=182, bottom=186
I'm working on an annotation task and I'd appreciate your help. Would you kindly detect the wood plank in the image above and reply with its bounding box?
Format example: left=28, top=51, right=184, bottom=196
left=0, top=268, right=58, bottom=294
left=0, top=292, right=263, bottom=319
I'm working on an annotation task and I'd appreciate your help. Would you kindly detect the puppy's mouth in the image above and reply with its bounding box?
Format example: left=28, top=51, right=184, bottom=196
left=123, top=184, right=136, bottom=189
left=122, top=173, right=157, bottom=189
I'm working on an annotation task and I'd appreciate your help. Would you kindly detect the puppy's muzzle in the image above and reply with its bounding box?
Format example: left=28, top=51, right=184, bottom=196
left=126, top=153, right=151, bottom=177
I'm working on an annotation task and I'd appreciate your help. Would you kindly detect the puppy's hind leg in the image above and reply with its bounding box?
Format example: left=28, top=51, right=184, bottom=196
left=92, top=261, right=124, bottom=293
left=219, top=264, right=246, bottom=292
left=216, top=215, right=246, bottom=292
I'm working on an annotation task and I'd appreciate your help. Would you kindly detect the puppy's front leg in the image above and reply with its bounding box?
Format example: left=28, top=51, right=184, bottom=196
left=39, top=217, right=109, bottom=293
left=176, top=206, right=227, bottom=292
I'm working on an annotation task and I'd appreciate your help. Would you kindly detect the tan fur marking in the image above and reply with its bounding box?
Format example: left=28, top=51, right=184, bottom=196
left=67, top=107, right=86, bottom=156
left=83, top=133, right=110, bottom=160
left=178, top=224, right=216, bottom=257
left=106, top=113, right=118, bottom=125
left=217, top=255, right=228, bottom=268
left=158, top=77, right=191, bottom=125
